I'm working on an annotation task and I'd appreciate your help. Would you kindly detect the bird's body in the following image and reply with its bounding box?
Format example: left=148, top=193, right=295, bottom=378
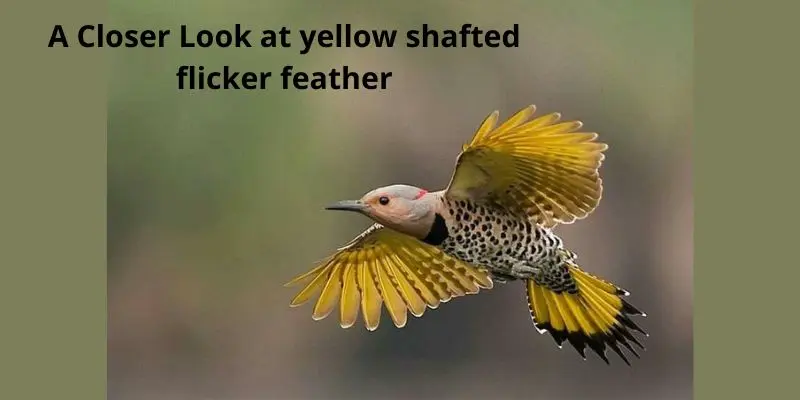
left=285, top=105, right=648, bottom=364
left=424, top=191, right=564, bottom=283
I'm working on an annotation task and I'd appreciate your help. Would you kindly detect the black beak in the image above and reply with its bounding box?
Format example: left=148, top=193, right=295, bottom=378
left=325, top=200, right=366, bottom=213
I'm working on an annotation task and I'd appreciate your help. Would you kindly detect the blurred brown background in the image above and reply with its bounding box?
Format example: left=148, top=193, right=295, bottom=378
left=108, top=1, right=692, bottom=399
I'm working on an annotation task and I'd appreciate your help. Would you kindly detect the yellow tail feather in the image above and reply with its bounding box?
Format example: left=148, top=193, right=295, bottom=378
left=526, top=264, right=647, bottom=365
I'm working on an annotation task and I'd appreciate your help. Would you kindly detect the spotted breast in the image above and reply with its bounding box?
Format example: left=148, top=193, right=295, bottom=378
left=424, top=194, right=569, bottom=286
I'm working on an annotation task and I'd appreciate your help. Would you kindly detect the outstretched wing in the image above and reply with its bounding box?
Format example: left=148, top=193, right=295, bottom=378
left=445, top=105, right=608, bottom=227
left=285, top=224, right=494, bottom=331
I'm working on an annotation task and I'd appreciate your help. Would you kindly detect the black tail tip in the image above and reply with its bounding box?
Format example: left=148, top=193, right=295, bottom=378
left=532, top=309, right=648, bottom=365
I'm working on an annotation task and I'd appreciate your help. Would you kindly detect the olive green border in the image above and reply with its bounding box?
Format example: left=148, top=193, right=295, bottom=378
left=4, top=1, right=795, bottom=399
left=3, top=1, right=106, bottom=399
left=695, top=1, right=798, bottom=399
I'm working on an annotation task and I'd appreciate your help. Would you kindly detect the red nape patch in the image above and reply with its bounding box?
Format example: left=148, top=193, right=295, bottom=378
left=414, top=189, right=428, bottom=200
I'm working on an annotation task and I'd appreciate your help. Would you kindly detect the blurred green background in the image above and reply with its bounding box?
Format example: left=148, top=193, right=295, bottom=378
left=108, top=1, right=692, bottom=399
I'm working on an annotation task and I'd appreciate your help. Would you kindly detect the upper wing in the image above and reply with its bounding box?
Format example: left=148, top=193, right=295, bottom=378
left=285, top=224, right=494, bottom=331
left=444, top=105, right=608, bottom=227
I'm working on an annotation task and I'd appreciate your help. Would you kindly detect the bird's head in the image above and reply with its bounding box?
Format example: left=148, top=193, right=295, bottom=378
left=325, top=184, right=437, bottom=239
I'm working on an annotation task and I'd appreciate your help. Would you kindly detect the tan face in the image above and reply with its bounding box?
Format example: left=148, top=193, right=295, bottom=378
left=325, top=185, right=434, bottom=238
left=359, top=191, right=419, bottom=226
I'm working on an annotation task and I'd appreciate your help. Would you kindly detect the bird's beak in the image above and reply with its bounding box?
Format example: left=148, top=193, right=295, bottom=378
left=325, top=200, right=367, bottom=213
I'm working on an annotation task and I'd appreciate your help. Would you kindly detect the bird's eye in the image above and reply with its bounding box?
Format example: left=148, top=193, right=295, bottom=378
left=378, top=196, right=390, bottom=205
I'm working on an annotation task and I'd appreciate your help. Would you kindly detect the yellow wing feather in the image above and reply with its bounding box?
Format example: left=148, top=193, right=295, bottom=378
left=339, top=263, right=360, bottom=328
left=286, top=224, right=494, bottom=331
left=446, top=105, right=608, bottom=227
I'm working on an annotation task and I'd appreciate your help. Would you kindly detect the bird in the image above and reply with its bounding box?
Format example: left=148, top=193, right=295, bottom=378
left=284, top=105, right=647, bottom=365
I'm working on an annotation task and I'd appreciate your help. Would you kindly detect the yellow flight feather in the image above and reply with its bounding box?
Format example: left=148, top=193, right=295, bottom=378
left=564, top=294, right=597, bottom=335
left=551, top=291, right=580, bottom=333
left=375, top=256, right=407, bottom=328
left=383, top=255, right=426, bottom=317
left=360, top=251, right=381, bottom=331
left=446, top=104, right=608, bottom=227
left=288, top=261, right=331, bottom=307
left=388, top=251, right=441, bottom=309
left=525, top=260, right=647, bottom=365
left=285, top=224, right=493, bottom=331
left=465, top=110, right=500, bottom=150
left=491, top=104, right=536, bottom=137
left=543, top=291, right=565, bottom=332
left=339, top=263, right=359, bottom=328
left=527, top=281, right=549, bottom=331
left=312, top=263, right=342, bottom=321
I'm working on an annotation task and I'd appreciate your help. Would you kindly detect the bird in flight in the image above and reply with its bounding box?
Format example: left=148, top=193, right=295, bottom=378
left=285, top=105, right=647, bottom=364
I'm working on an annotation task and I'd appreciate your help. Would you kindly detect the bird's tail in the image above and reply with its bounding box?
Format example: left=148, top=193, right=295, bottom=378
left=525, top=257, right=647, bottom=365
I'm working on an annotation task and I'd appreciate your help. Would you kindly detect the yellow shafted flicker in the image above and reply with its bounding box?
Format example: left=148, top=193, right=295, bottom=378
left=285, top=105, right=648, bottom=365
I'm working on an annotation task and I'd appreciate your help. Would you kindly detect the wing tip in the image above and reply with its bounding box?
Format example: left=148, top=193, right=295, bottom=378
left=311, top=313, right=328, bottom=321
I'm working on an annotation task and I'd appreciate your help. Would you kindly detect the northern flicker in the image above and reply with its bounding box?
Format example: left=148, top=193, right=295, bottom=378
left=285, top=105, right=647, bottom=364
